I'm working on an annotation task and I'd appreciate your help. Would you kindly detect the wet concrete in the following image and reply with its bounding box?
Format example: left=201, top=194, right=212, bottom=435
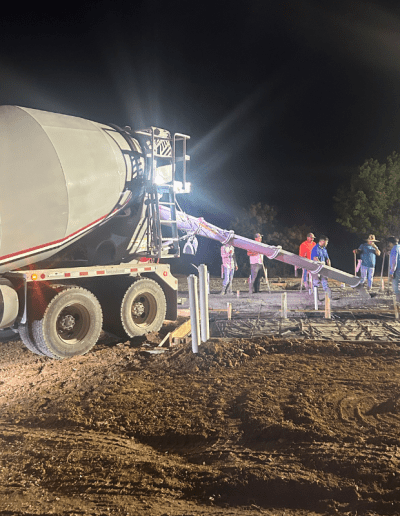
left=178, top=277, right=400, bottom=341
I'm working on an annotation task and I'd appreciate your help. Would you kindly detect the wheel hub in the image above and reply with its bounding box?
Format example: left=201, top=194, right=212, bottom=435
left=132, top=302, right=146, bottom=317
left=59, top=314, right=76, bottom=331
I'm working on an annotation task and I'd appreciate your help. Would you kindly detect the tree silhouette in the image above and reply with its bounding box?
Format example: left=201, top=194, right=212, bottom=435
left=334, top=152, right=400, bottom=241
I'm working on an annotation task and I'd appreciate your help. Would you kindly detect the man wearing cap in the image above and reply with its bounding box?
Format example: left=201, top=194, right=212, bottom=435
left=353, top=235, right=381, bottom=290
left=310, top=235, right=332, bottom=298
left=247, top=233, right=264, bottom=294
left=299, top=232, right=316, bottom=288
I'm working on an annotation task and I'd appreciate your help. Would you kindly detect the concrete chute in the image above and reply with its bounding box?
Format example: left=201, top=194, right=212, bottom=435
left=159, top=206, right=362, bottom=288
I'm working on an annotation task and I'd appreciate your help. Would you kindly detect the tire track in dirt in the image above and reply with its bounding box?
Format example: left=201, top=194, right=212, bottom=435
left=2, top=334, right=400, bottom=514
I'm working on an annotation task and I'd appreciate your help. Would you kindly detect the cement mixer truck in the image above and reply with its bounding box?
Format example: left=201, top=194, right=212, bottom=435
left=0, top=106, right=190, bottom=358
left=0, top=106, right=363, bottom=359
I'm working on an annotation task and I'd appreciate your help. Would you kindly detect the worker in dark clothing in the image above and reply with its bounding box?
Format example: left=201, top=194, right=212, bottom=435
left=310, top=235, right=332, bottom=298
left=247, top=233, right=264, bottom=294
left=353, top=234, right=381, bottom=290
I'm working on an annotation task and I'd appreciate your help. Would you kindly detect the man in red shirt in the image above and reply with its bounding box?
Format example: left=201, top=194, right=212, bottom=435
left=299, top=233, right=316, bottom=289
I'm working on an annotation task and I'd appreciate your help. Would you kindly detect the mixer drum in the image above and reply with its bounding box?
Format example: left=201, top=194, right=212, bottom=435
left=0, top=106, right=133, bottom=272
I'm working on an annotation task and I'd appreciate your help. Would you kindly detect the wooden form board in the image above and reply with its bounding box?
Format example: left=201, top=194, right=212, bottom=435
left=169, top=319, right=191, bottom=340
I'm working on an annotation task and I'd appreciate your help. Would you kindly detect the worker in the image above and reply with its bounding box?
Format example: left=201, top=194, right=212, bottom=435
left=299, top=232, right=316, bottom=288
left=247, top=233, right=264, bottom=294
left=220, top=242, right=238, bottom=295
left=353, top=234, right=381, bottom=290
left=388, top=236, right=400, bottom=302
left=310, top=235, right=332, bottom=298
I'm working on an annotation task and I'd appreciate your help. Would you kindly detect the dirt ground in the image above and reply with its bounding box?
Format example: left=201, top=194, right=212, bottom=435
left=1, top=278, right=400, bottom=515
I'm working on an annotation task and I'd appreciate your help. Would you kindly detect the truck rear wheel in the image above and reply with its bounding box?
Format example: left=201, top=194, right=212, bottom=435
left=18, top=283, right=56, bottom=357
left=121, top=279, right=166, bottom=337
left=18, top=323, right=46, bottom=356
left=32, top=287, right=103, bottom=359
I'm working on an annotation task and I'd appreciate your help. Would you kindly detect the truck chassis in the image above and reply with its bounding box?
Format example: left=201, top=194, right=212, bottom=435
left=4, top=262, right=177, bottom=359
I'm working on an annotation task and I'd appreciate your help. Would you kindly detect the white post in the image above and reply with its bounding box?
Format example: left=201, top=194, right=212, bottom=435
left=199, top=264, right=210, bottom=342
left=313, top=286, right=319, bottom=310
left=281, top=292, right=287, bottom=318
left=227, top=302, right=232, bottom=320
left=188, top=274, right=200, bottom=353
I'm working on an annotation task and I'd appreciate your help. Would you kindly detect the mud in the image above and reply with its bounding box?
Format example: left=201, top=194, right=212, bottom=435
left=1, top=277, right=400, bottom=515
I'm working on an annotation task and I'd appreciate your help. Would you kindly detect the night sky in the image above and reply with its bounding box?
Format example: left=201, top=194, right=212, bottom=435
left=2, top=1, right=400, bottom=273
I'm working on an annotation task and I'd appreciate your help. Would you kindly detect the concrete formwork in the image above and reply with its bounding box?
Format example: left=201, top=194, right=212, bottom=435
left=178, top=276, right=400, bottom=343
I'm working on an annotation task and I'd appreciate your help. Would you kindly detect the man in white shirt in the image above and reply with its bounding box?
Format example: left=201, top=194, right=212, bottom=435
left=247, top=233, right=264, bottom=294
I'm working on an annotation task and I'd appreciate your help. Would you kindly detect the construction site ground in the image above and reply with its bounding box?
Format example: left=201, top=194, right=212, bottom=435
left=1, top=276, right=400, bottom=515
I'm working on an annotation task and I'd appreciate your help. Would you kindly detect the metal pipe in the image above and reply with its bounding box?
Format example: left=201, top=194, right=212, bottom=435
left=198, top=264, right=210, bottom=342
left=188, top=274, right=200, bottom=353
left=281, top=292, right=287, bottom=319
left=313, top=287, right=319, bottom=311
left=159, top=206, right=361, bottom=288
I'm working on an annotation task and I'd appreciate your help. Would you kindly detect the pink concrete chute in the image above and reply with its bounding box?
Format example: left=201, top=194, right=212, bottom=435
left=159, top=206, right=361, bottom=288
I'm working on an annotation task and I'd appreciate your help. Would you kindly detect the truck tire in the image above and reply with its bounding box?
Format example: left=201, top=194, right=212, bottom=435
left=18, top=324, right=46, bottom=356
left=121, top=279, right=166, bottom=337
left=17, top=283, right=57, bottom=356
left=31, top=287, right=103, bottom=359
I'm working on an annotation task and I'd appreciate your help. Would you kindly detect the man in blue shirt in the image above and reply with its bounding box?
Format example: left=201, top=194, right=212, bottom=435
left=389, top=236, right=400, bottom=302
left=310, top=235, right=332, bottom=298
left=353, top=234, right=381, bottom=290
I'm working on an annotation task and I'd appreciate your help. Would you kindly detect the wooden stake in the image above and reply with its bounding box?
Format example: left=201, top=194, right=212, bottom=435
left=324, top=293, right=331, bottom=319
left=227, top=302, right=232, bottom=320
left=393, top=296, right=399, bottom=320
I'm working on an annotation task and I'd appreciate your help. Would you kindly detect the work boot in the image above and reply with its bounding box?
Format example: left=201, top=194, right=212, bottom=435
left=220, top=286, right=227, bottom=295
